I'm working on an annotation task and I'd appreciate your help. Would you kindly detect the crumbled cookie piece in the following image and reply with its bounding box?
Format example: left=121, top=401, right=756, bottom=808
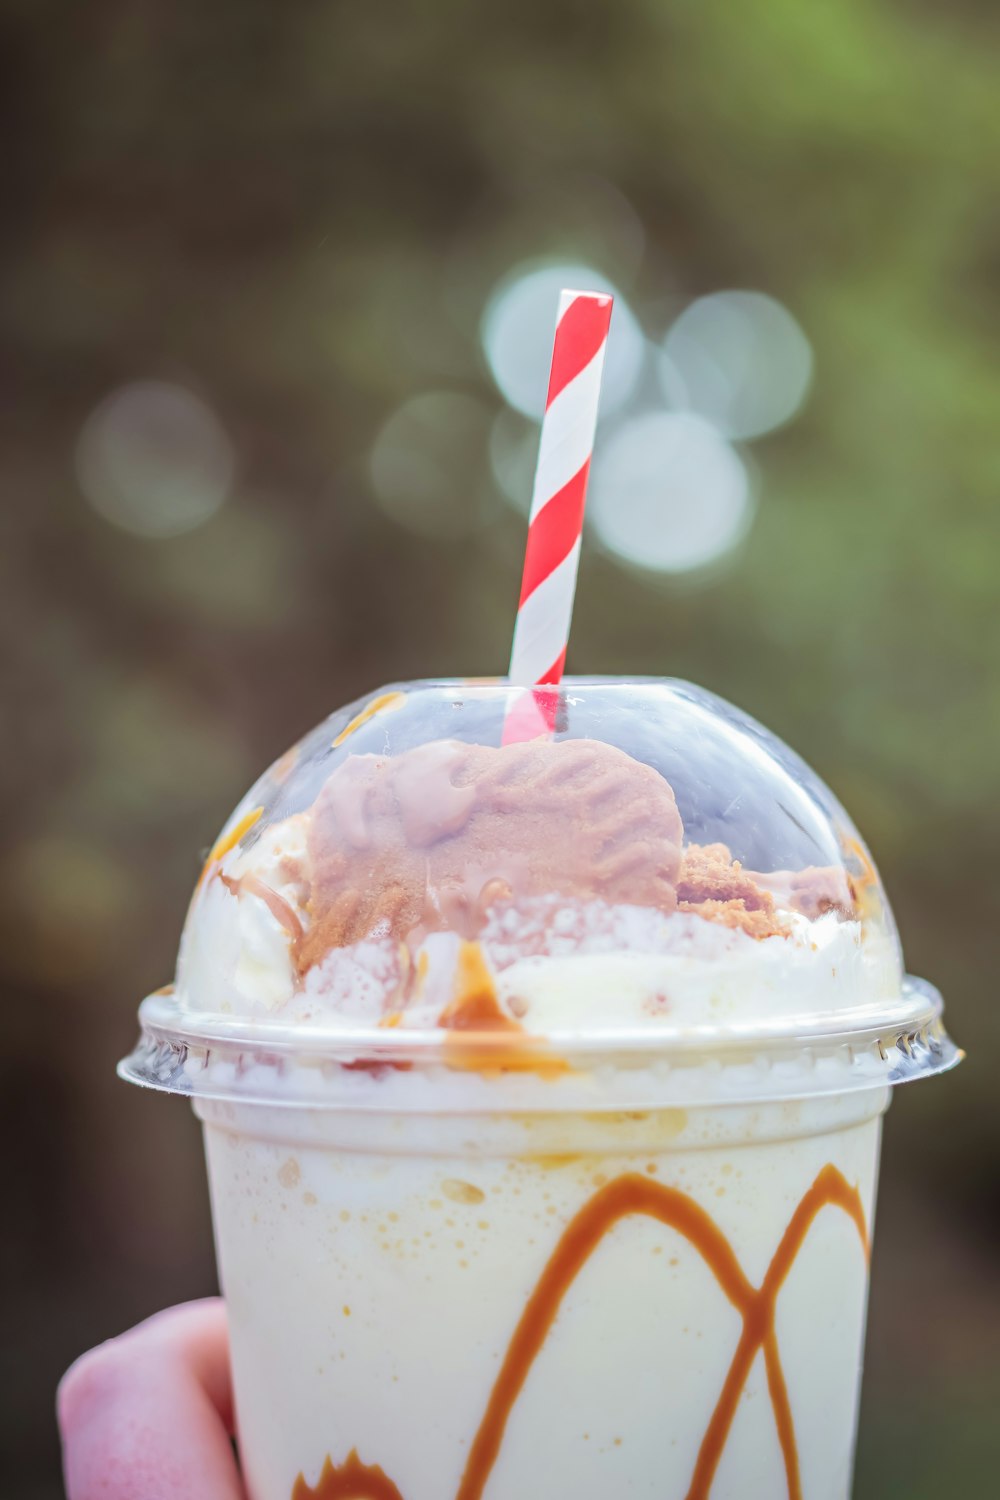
left=677, top=843, right=787, bottom=939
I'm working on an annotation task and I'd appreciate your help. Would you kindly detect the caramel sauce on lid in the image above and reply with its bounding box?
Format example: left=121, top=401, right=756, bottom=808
left=197, top=805, right=263, bottom=888
left=332, top=692, right=406, bottom=748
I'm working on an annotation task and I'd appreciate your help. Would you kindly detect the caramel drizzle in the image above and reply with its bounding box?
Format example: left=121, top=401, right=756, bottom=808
left=292, top=1163, right=868, bottom=1500
left=293, top=1450, right=402, bottom=1500
left=219, top=872, right=305, bottom=960
left=438, top=942, right=568, bottom=1077
left=842, top=835, right=882, bottom=926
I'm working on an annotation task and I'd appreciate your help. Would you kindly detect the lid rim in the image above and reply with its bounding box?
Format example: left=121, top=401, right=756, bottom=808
left=130, top=974, right=946, bottom=1059
left=118, top=977, right=961, bottom=1109
left=121, top=978, right=959, bottom=1074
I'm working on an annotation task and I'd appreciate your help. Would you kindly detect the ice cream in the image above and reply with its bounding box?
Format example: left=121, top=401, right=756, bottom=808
left=177, top=714, right=900, bottom=1037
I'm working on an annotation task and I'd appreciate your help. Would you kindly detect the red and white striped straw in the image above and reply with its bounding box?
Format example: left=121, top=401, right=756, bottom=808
left=504, top=287, right=612, bottom=742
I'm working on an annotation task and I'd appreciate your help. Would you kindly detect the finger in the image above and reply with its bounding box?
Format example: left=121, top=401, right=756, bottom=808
left=58, top=1298, right=244, bottom=1500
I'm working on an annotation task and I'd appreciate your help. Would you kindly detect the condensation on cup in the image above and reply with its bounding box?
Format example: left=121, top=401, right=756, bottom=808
left=121, top=678, right=960, bottom=1500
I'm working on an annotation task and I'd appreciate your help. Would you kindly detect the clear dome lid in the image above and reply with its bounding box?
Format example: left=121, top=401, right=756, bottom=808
left=122, top=679, right=959, bottom=1104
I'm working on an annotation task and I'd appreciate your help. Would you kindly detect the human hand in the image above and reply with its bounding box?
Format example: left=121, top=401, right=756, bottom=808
left=58, top=1299, right=246, bottom=1499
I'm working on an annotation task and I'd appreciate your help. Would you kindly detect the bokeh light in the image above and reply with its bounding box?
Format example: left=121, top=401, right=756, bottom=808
left=588, top=412, right=753, bottom=574
left=481, top=260, right=644, bottom=419
left=659, top=291, right=813, bottom=440
left=370, top=390, right=499, bottom=538
left=76, top=380, right=235, bottom=537
left=443, top=174, right=648, bottom=333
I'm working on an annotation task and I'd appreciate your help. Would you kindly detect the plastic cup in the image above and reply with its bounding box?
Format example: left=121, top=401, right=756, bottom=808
left=122, top=680, right=959, bottom=1500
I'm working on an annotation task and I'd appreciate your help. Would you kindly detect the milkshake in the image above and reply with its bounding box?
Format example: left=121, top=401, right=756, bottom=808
left=122, top=678, right=959, bottom=1499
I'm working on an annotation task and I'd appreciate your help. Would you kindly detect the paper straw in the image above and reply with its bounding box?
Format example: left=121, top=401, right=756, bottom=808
left=504, top=288, right=612, bottom=743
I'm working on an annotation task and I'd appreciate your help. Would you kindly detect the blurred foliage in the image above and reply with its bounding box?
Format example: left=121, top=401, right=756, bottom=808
left=1, top=1, right=998, bottom=1495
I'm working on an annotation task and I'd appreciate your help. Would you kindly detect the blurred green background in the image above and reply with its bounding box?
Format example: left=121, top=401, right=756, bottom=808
left=2, top=1, right=998, bottom=1495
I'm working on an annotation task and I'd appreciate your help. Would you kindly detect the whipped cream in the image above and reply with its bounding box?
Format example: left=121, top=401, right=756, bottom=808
left=177, top=814, right=901, bottom=1029
left=489, top=907, right=898, bottom=1030
left=178, top=815, right=310, bottom=1015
